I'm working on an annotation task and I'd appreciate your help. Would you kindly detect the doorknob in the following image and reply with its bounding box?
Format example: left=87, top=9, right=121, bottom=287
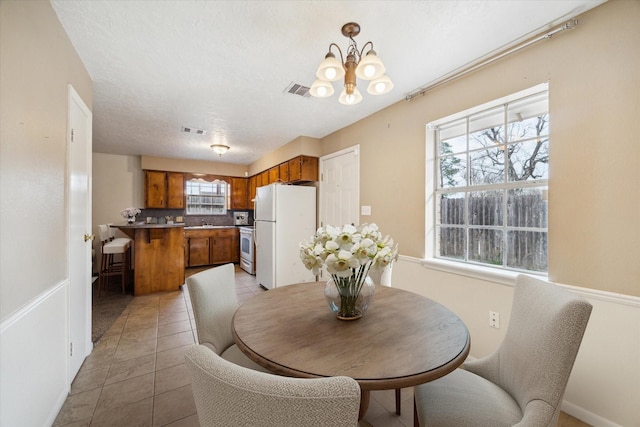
left=84, top=233, right=95, bottom=242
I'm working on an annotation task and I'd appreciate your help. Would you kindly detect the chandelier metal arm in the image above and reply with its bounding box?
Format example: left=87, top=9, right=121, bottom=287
left=358, top=41, right=374, bottom=59
left=327, top=43, right=345, bottom=66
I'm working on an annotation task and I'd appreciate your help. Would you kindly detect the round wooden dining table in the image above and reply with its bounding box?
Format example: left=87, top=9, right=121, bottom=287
left=232, top=281, right=470, bottom=419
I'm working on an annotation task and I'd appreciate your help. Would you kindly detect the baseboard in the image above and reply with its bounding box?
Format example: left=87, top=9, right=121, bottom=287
left=561, top=400, right=623, bottom=427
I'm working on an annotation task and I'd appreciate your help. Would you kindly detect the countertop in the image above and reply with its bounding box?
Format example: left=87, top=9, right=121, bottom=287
left=112, top=222, right=185, bottom=229
left=113, top=223, right=246, bottom=230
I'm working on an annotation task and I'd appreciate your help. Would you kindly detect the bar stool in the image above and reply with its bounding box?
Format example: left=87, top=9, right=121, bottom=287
left=97, top=224, right=131, bottom=296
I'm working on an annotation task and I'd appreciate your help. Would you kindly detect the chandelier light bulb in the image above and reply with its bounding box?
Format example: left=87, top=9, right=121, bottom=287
left=324, top=67, right=337, bottom=80
left=363, top=64, right=376, bottom=78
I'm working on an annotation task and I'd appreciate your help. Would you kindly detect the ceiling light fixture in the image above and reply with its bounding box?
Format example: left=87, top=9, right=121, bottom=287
left=310, top=22, right=393, bottom=106
left=211, top=144, right=230, bottom=156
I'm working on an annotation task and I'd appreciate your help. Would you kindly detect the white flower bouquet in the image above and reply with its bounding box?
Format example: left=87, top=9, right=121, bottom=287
left=299, top=223, right=398, bottom=318
left=120, top=207, right=141, bottom=219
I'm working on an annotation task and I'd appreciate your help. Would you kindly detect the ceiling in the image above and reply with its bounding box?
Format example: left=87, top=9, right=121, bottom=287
left=50, top=0, right=604, bottom=165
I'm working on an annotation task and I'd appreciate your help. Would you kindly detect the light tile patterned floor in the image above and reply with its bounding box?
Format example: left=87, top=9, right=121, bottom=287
left=54, top=266, right=590, bottom=427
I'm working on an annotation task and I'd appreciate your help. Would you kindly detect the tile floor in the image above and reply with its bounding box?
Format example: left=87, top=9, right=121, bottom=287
left=54, top=266, right=590, bottom=427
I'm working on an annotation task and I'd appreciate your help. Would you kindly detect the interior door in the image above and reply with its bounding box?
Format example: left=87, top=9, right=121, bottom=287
left=67, top=84, right=93, bottom=380
left=319, top=145, right=360, bottom=228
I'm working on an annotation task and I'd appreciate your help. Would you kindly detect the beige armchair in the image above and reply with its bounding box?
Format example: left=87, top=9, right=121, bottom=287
left=414, top=274, right=592, bottom=427
left=186, top=263, right=268, bottom=372
left=185, top=344, right=361, bottom=427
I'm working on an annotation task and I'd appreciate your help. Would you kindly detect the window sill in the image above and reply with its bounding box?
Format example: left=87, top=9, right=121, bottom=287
left=420, top=258, right=547, bottom=287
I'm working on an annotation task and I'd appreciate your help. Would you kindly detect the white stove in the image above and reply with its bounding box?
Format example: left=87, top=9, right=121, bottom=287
left=239, top=226, right=255, bottom=275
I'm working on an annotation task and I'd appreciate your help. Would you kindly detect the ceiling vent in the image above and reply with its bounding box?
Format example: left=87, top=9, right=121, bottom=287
left=181, top=126, right=206, bottom=135
left=285, top=82, right=311, bottom=97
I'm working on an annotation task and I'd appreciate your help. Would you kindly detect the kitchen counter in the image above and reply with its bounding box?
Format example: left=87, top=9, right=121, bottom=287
left=111, top=223, right=185, bottom=296
left=117, top=222, right=185, bottom=229
left=184, top=225, right=238, bottom=230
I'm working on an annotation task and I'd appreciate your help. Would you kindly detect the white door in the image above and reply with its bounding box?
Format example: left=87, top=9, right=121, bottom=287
left=319, top=145, right=360, bottom=228
left=68, top=84, right=93, bottom=380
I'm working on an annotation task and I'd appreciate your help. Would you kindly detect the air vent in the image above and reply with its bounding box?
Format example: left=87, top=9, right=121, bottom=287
left=285, top=82, right=311, bottom=97
left=181, top=126, right=206, bottom=135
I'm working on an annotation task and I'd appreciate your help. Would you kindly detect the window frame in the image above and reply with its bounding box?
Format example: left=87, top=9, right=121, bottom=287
left=425, top=83, right=549, bottom=277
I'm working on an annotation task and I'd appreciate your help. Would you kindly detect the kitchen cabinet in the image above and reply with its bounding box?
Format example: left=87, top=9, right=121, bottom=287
left=187, top=236, right=210, bottom=267
left=248, top=175, right=256, bottom=207
left=230, top=177, right=248, bottom=210
left=260, top=170, right=269, bottom=186
left=210, top=231, right=235, bottom=264
left=288, top=155, right=318, bottom=182
left=279, top=162, right=289, bottom=183
left=268, top=166, right=279, bottom=183
left=144, top=170, right=185, bottom=208
left=185, top=228, right=239, bottom=267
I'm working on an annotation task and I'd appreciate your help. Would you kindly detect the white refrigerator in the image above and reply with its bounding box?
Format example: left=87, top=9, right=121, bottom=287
left=255, top=184, right=316, bottom=289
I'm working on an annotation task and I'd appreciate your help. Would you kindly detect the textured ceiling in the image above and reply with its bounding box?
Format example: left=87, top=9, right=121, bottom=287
left=50, top=0, right=604, bottom=165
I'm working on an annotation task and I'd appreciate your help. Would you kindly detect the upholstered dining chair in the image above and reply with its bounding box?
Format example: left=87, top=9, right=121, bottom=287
left=186, top=263, right=269, bottom=372
left=368, top=263, right=403, bottom=415
left=413, top=274, right=592, bottom=427
left=185, top=344, right=361, bottom=427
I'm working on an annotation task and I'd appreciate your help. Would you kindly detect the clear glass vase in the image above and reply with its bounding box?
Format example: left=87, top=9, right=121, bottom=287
left=324, top=274, right=375, bottom=320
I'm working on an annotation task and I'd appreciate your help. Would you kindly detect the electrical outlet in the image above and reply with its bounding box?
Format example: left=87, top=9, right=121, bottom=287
left=489, top=311, right=500, bottom=329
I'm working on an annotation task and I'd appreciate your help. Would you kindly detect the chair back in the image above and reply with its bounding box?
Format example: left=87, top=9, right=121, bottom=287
left=185, top=344, right=361, bottom=427
left=368, top=262, right=393, bottom=286
left=468, top=275, right=592, bottom=425
left=186, top=264, right=237, bottom=355
left=97, top=224, right=111, bottom=244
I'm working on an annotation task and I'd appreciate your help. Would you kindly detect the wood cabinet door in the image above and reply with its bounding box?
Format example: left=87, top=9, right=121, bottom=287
left=279, top=162, right=290, bottom=183
left=166, top=172, right=184, bottom=208
left=187, top=236, right=210, bottom=266
left=248, top=175, right=256, bottom=206
left=260, top=170, right=269, bottom=186
left=230, top=177, right=248, bottom=210
left=210, top=235, right=234, bottom=264
left=145, top=170, right=167, bottom=208
left=268, top=166, right=279, bottom=184
left=288, top=156, right=318, bottom=182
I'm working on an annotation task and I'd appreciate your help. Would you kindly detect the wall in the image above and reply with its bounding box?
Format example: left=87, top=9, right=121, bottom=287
left=92, top=153, right=144, bottom=261
left=0, top=1, right=93, bottom=425
left=141, top=154, right=248, bottom=176
left=320, top=1, right=640, bottom=425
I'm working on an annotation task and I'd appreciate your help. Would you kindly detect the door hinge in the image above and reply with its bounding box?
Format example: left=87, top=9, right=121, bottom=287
left=71, top=128, right=75, bottom=142
left=70, top=342, right=73, bottom=356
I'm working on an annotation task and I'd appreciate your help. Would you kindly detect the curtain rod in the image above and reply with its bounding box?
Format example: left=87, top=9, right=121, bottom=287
left=405, top=19, right=578, bottom=101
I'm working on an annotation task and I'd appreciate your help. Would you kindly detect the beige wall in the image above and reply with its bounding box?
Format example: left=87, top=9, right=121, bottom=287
left=320, top=0, right=640, bottom=298
left=92, top=153, right=144, bottom=260
left=0, top=0, right=92, bottom=318
left=141, top=155, right=248, bottom=176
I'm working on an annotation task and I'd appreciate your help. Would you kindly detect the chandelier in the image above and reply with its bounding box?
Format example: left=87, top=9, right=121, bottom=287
left=310, top=22, right=393, bottom=105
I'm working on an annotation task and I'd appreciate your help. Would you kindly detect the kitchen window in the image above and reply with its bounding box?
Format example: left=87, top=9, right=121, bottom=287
left=186, top=178, right=230, bottom=215
left=426, top=83, right=549, bottom=274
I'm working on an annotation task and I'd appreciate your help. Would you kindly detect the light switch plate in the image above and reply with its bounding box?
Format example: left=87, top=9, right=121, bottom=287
left=361, top=206, right=371, bottom=215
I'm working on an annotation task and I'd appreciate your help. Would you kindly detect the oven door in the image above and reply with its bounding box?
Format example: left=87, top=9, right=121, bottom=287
left=240, top=228, right=254, bottom=261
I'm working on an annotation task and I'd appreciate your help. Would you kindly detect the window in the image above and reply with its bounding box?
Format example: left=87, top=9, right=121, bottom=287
left=186, top=178, right=229, bottom=215
left=427, top=84, right=548, bottom=273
